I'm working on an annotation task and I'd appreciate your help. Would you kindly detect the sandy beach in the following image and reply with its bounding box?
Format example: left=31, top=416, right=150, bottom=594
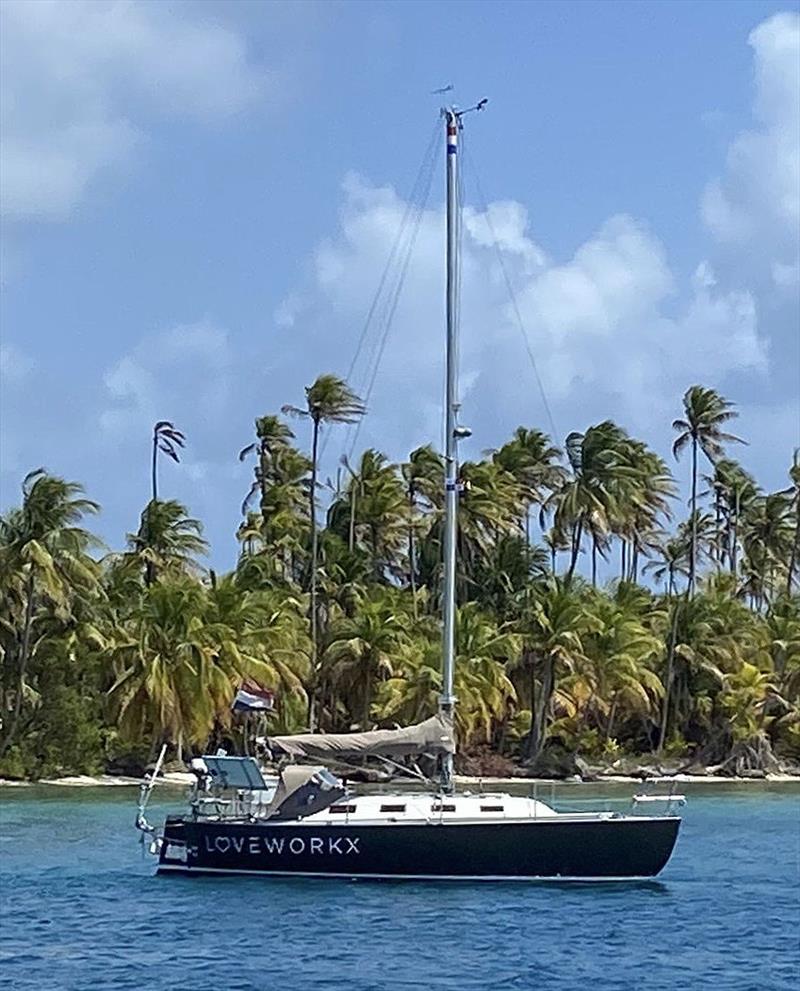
left=2, top=771, right=798, bottom=788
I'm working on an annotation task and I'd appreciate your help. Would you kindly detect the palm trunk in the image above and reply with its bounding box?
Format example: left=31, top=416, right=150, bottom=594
left=151, top=432, right=158, bottom=502
left=530, top=655, right=554, bottom=759
left=349, top=486, right=356, bottom=552
left=566, top=516, right=584, bottom=584
left=606, top=695, right=618, bottom=742
left=689, top=436, right=698, bottom=595
left=657, top=598, right=682, bottom=753
left=371, top=523, right=380, bottom=582
left=788, top=498, right=799, bottom=596
left=363, top=657, right=372, bottom=730
left=0, top=574, right=35, bottom=758
left=525, top=505, right=531, bottom=574
left=591, top=538, right=597, bottom=587
left=620, top=539, right=626, bottom=581
left=307, top=417, right=320, bottom=730
left=146, top=435, right=159, bottom=588
left=408, top=484, right=418, bottom=619
left=259, top=443, right=270, bottom=539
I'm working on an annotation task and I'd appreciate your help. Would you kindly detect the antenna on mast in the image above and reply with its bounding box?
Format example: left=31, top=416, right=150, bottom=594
left=454, top=98, right=488, bottom=117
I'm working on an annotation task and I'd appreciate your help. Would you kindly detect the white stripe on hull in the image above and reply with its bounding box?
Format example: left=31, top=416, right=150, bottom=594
left=157, top=864, right=653, bottom=882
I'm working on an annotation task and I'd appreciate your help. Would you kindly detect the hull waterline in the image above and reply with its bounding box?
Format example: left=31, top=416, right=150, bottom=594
left=157, top=815, right=681, bottom=881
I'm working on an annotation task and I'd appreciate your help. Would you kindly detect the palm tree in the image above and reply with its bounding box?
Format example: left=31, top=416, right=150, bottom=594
left=321, top=590, right=406, bottom=729
left=127, top=499, right=208, bottom=585
left=491, top=427, right=565, bottom=545
left=656, top=583, right=754, bottom=753
left=328, top=449, right=406, bottom=582
left=672, top=386, right=744, bottom=593
left=456, top=459, right=522, bottom=597
left=618, top=441, right=675, bottom=583
left=454, top=604, right=519, bottom=746
left=0, top=471, right=101, bottom=758
left=644, top=537, right=690, bottom=596
left=373, top=603, right=518, bottom=747
left=703, top=458, right=759, bottom=580
left=581, top=587, right=663, bottom=743
left=151, top=421, right=185, bottom=502
left=401, top=445, right=443, bottom=616
left=238, top=414, right=295, bottom=518
left=238, top=415, right=309, bottom=580
left=282, top=373, right=365, bottom=728
left=740, top=492, right=794, bottom=609
left=512, top=578, right=590, bottom=759
left=550, top=422, right=635, bottom=584
left=785, top=452, right=800, bottom=596
left=109, top=579, right=221, bottom=758
left=542, top=527, right=570, bottom=575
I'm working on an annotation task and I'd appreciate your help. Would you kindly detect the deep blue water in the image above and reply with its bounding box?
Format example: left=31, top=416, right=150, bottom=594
left=1, top=782, right=798, bottom=991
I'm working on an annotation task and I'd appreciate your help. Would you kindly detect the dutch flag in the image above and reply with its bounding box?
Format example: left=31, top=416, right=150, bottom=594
left=232, top=681, right=275, bottom=713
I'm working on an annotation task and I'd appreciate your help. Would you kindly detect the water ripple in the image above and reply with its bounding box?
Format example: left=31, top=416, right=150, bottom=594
left=1, top=786, right=798, bottom=991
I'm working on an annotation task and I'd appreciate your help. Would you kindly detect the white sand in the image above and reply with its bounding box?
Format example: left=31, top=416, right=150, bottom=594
left=2, top=770, right=797, bottom=788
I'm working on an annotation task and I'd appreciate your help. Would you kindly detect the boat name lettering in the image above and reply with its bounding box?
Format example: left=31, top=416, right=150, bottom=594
left=204, top=835, right=360, bottom=856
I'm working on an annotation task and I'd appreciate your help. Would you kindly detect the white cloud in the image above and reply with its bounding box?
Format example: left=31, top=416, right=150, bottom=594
left=275, top=178, right=769, bottom=470
left=0, top=0, right=266, bottom=220
left=702, top=12, right=799, bottom=263
left=100, top=320, right=233, bottom=437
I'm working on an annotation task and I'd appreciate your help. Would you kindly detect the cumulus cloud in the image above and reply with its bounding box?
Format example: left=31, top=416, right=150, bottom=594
left=702, top=12, right=800, bottom=278
left=0, top=0, right=266, bottom=220
left=100, top=320, right=234, bottom=438
left=275, top=177, right=768, bottom=473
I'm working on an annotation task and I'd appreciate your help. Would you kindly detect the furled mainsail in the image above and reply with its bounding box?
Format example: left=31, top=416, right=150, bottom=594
left=267, top=714, right=455, bottom=761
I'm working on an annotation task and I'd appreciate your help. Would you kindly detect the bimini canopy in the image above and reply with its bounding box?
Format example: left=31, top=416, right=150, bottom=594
left=266, top=765, right=345, bottom=821
left=267, top=713, right=455, bottom=762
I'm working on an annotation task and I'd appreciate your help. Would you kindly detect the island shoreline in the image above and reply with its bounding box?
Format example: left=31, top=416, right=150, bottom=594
left=2, top=772, right=799, bottom=788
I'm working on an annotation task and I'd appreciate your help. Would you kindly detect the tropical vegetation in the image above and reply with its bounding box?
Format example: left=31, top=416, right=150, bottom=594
left=1, top=378, right=798, bottom=780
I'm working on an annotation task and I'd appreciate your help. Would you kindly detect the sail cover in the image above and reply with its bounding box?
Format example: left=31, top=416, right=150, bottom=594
left=267, top=714, right=454, bottom=761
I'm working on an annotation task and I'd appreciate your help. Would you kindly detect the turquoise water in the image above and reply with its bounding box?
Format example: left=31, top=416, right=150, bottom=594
left=1, top=783, right=798, bottom=990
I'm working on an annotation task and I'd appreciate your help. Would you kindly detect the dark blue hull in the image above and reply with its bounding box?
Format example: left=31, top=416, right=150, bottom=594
left=157, top=815, right=680, bottom=880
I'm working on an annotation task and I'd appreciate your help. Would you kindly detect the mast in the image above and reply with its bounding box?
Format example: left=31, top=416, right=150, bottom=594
left=439, top=108, right=462, bottom=793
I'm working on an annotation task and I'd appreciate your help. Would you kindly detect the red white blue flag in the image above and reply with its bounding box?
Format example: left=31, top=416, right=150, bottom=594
left=232, top=682, right=275, bottom=713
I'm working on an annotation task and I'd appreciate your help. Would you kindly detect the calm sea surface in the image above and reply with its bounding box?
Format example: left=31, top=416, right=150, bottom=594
left=1, top=782, right=798, bottom=991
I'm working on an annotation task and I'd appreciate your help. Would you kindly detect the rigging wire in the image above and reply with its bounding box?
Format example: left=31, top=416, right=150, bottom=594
left=318, top=116, right=442, bottom=467
left=455, top=120, right=465, bottom=417
left=461, top=145, right=560, bottom=443
left=345, top=135, right=441, bottom=461
left=345, top=117, right=441, bottom=388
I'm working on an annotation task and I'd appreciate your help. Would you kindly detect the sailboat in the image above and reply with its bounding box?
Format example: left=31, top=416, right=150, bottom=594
left=137, top=107, right=684, bottom=881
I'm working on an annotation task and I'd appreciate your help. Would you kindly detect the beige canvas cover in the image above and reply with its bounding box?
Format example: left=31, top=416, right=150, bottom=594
left=267, top=713, right=455, bottom=761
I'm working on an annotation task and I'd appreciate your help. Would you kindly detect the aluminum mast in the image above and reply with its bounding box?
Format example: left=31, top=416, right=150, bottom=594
left=439, top=103, right=488, bottom=791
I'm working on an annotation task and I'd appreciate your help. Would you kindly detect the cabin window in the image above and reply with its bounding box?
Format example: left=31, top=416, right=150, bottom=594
left=432, top=803, right=456, bottom=812
left=329, top=804, right=357, bottom=814
left=480, top=805, right=504, bottom=812
left=380, top=803, right=406, bottom=813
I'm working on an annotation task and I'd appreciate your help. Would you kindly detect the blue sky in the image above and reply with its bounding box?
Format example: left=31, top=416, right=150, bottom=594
left=1, top=0, right=798, bottom=570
